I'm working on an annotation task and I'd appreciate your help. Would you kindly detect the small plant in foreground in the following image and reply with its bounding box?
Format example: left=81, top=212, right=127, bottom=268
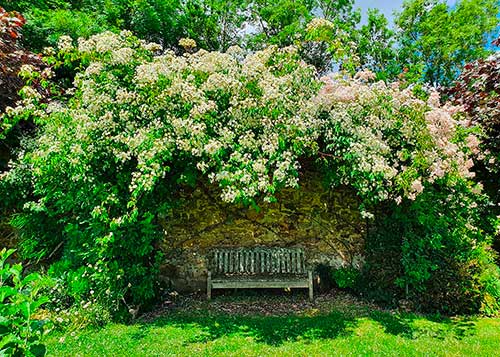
left=0, top=248, right=52, bottom=356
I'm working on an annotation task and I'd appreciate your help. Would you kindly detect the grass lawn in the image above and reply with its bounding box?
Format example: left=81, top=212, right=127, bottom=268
left=44, top=292, right=500, bottom=356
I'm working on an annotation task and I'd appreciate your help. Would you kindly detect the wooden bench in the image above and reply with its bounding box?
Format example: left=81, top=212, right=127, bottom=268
left=207, top=247, right=313, bottom=301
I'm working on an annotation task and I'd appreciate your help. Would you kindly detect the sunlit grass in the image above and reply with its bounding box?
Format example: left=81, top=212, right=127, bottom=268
left=44, top=295, right=500, bottom=357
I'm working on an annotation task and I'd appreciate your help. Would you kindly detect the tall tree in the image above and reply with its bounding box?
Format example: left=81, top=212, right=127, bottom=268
left=318, top=0, right=359, bottom=31
left=179, top=0, right=246, bottom=51
left=357, top=9, right=398, bottom=81
left=246, top=0, right=314, bottom=48
left=395, top=0, right=499, bottom=87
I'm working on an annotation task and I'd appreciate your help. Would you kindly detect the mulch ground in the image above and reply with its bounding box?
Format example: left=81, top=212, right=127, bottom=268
left=139, top=289, right=387, bottom=321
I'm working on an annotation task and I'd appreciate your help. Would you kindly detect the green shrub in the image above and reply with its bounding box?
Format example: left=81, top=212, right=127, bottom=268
left=0, top=249, right=52, bottom=356
left=22, top=9, right=113, bottom=50
left=331, top=267, right=361, bottom=290
left=361, top=185, right=500, bottom=315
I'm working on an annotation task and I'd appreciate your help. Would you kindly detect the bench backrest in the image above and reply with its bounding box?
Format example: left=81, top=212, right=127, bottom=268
left=210, top=247, right=306, bottom=275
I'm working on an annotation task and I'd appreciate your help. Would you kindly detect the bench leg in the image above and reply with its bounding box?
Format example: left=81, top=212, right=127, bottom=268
left=308, top=270, right=313, bottom=302
left=207, top=271, right=212, bottom=300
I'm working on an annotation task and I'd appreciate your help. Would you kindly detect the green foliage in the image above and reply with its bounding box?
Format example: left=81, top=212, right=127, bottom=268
left=247, top=0, right=313, bottom=48
left=2, top=25, right=499, bottom=318
left=21, top=8, right=112, bottom=49
left=180, top=0, right=246, bottom=51
left=128, top=0, right=182, bottom=46
left=359, top=204, right=404, bottom=306
left=398, top=186, right=500, bottom=314
left=357, top=9, right=398, bottom=81
left=395, top=0, right=499, bottom=86
left=331, top=267, right=361, bottom=290
left=10, top=0, right=246, bottom=52
left=5, top=0, right=499, bottom=86
left=362, top=185, right=500, bottom=315
left=0, top=248, right=52, bottom=357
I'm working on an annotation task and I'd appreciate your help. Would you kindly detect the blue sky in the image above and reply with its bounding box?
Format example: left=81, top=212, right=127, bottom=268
left=355, top=0, right=458, bottom=25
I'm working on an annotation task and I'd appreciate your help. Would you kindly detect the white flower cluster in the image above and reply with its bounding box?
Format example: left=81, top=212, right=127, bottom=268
left=314, top=75, right=474, bottom=203
left=57, top=35, right=73, bottom=52
left=179, top=38, right=197, bottom=50
left=77, top=31, right=124, bottom=54
left=306, top=18, right=335, bottom=32
left=15, top=30, right=477, bottom=211
left=111, top=47, right=134, bottom=65
left=354, top=69, right=376, bottom=82
left=27, top=32, right=318, bottom=205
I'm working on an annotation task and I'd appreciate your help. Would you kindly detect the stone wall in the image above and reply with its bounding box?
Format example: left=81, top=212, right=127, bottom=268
left=159, top=173, right=366, bottom=292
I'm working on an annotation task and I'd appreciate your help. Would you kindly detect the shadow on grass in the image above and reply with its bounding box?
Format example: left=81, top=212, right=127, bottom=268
left=145, top=312, right=477, bottom=346
left=369, top=311, right=477, bottom=340
left=134, top=295, right=478, bottom=346
left=369, top=311, right=416, bottom=338
left=154, top=311, right=357, bottom=346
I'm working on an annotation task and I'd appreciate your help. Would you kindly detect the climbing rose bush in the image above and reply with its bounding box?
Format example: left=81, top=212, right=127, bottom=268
left=1, top=31, right=497, bottom=315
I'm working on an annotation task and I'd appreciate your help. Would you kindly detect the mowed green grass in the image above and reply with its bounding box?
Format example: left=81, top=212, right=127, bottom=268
left=44, top=297, right=500, bottom=357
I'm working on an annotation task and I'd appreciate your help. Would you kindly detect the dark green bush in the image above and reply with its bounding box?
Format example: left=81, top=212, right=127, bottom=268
left=361, top=184, right=500, bottom=315
left=331, top=267, right=361, bottom=290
